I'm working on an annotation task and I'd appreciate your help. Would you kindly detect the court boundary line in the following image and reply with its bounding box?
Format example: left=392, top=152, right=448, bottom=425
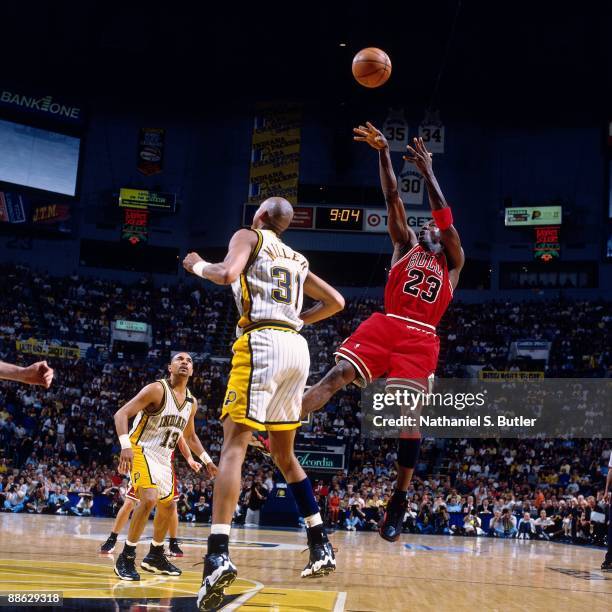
left=333, top=591, right=347, bottom=612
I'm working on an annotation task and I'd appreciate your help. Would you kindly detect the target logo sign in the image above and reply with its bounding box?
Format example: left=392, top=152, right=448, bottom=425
left=365, top=209, right=388, bottom=233
left=368, top=213, right=381, bottom=227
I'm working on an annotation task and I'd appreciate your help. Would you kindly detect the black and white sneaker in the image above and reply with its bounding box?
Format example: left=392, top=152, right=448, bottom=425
left=602, top=557, right=612, bottom=572
left=379, top=495, right=407, bottom=542
left=140, top=550, right=182, bottom=576
left=168, top=539, right=184, bottom=557
left=100, top=535, right=117, bottom=554
left=196, top=552, right=237, bottom=611
left=114, top=552, right=140, bottom=581
left=301, top=540, right=336, bottom=578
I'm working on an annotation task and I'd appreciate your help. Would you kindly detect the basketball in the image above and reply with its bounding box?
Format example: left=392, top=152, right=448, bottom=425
left=352, top=47, right=392, bottom=88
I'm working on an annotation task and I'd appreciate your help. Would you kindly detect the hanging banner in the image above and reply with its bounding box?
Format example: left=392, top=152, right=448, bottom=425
left=0, top=192, right=26, bottom=223
left=248, top=105, right=301, bottom=205
left=382, top=108, right=409, bottom=152
left=398, top=160, right=424, bottom=206
left=121, top=208, right=149, bottom=245
left=137, top=128, right=165, bottom=176
left=534, top=226, right=560, bottom=262
left=418, top=110, right=445, bottom=153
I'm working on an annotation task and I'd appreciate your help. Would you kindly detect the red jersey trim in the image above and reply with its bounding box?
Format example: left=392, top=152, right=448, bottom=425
left=390, top=243, right=420, bottom=269
left=334, top=347, right=372, bottom=384
left=386, top=313, right=436, bottom=332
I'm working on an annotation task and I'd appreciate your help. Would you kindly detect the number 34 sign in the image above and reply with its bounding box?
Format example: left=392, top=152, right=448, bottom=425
left=418, top=110, right=445, bottom=153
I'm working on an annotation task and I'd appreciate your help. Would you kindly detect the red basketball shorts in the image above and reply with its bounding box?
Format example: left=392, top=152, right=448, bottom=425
left=334, top=312, right=439, bottom=391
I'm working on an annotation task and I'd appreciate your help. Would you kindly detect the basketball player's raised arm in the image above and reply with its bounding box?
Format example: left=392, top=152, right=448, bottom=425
left=183, top=398, right=218, bottom=478
left=183, top=229, right=258, bottom=285
left=405, top=137, right=465, bottom=285
left=0, top=360, right=54, bottom=387
left=300, top=271, right=345, bottom=325
left=114, top=382, right=164, bottom=474
left=353, top=122, right=417, bottom=262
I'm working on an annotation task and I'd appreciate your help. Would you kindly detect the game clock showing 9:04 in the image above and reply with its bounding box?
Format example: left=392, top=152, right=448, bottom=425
left=314, top=207, right=364, bottom=231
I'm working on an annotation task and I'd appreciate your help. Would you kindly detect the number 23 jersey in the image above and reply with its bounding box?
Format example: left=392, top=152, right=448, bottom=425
left=128, top=379, right=193, bottom=460
left=384, top=243, right=453, bottom=328
left=232, top=228, right=309, bottom=336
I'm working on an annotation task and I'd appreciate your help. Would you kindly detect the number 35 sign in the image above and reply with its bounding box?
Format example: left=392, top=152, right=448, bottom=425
left=418, top=110, right=445, bottom=154
left=382, top=108, right=409, bottom=152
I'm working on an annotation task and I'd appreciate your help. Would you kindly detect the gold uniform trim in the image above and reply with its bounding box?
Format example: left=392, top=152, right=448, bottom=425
left=129, top=414, right=149, bottom=445
left=221, top=332, right=301, bottom=432
left=165, top=379, right=191, bottom=412
left=238, top=229, right=264, bottom=329
left=144, top=380, right=166, bottom=416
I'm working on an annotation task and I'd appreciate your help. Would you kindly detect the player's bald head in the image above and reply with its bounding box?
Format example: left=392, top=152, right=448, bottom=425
left=253, top=197, right=294, bottom=234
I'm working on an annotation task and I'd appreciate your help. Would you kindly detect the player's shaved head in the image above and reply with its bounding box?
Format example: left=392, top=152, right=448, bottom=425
left=252, top=197, right=294, bottom=234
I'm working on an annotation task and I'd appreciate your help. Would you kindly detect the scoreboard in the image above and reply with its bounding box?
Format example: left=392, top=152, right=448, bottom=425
left=242, top=204, right=432, bottom=233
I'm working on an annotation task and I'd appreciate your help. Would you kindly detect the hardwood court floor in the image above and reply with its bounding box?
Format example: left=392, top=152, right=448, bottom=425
left=0, top=514, right=609, bottom=611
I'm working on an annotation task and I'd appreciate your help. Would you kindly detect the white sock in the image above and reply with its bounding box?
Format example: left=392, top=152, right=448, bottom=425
left=211, top=523, right=231, bottom=536
left=126, top=540, right=137, bottom=547
left=304, top=513, right=323, bottom=528
left=151, top=539, right=164, bottom=547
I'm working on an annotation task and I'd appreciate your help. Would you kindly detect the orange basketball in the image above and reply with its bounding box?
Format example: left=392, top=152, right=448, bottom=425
left=352, top=47, right=392, bottom=88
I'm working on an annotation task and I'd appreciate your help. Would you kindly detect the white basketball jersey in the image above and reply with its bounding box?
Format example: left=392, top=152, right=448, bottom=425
left=232, top=229, right=309, bottom=336
left=128, top=379, right=193, bottom=459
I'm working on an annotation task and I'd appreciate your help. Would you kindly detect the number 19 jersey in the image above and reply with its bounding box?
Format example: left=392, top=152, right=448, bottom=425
left=232, top=229, right=309, bottom=336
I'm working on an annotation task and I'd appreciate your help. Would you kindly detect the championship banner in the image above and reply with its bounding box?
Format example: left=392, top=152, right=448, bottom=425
left=16, top=338, right=80, bottom=359
left=382, top=108, right=409, bottom=152
left=534, top=226, right=560, bottom=262
left=248, top=105, right=301, bottom=205
left=137, top=128, right=165, bottom=176
left=398, top=160, right=424, bottom=205
left=0, top=192, right=27, bottom=224
left=121, top=208, right=149, bottom=245
left=418, top=110, right=445, bottom=153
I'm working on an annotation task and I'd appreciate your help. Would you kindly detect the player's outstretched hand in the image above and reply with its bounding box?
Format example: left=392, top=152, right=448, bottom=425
left=353, top=121, right=388, bottom=150
left=205, top=462, right=218, bottom=479
left=403, top=137, right=433, bottom=175
left=188, top=457, right=202, bottom=473
left=118, top=448, right=134, bottom=475
left=22, top=361, right=54, bottom=388
left=183, top=252, right=204, bottom=274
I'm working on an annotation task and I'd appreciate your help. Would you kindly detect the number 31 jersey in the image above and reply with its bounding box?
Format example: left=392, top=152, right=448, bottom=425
left=128, top=379, right=193, bottom=459
left=232, top=229, right=309, bottom=336
left=384, top=243, right=453, bottom=329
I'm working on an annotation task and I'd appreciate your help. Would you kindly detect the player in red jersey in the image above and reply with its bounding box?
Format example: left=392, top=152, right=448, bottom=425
left=301, top=122, right=464, bottom=543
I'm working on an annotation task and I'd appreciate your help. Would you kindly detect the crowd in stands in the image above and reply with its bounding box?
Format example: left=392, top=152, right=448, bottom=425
left=0, top=264, right=610, bottom=550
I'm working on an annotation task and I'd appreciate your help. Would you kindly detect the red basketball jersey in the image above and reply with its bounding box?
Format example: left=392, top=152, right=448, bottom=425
left=384, top=244, right=453, bottom=328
